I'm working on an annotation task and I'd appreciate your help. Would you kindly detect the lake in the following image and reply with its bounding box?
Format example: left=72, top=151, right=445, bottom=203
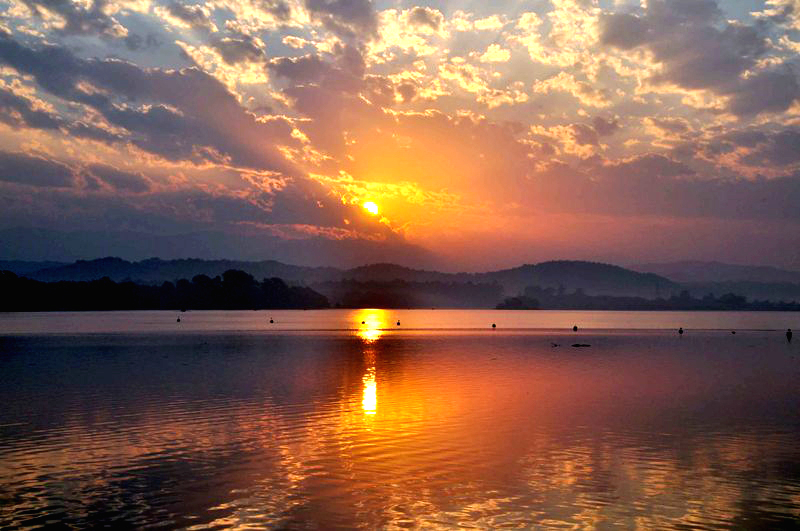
left=1, top=310, right=799, bottom=528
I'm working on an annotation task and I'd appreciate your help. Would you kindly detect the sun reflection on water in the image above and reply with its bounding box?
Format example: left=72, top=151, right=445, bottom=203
left=355, top=309, right=387, bottom=416
left=362, top=365, right=377, bottom=415
left=355, top=308, right=389, bottom=342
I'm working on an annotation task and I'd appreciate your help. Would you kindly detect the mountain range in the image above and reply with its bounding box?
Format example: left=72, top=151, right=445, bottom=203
left=632, top=261, right=800, bottom=284
left=2, top=257, right=677, bottom=299
left=3, top=257, right=799, bottom=304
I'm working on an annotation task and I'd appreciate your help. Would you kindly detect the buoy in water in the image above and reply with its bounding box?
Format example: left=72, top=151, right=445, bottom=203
left=492, top=323, right=496, bottom=328
left=177, top=317, right=181, bottom=323
left=269, top=318, right=274, bottom=324
left=788, top=329, right=793, bottom=343
left=572, top=325, right=578, bottom=332
left=362, top=320, right=365, bottom=324
left=678, top=327, right=684, bottom=336
left=396, top=320, right=400, bottom=326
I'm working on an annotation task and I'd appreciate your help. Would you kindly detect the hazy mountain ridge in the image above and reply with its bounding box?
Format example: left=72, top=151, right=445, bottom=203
left=0, top=260, right=68, bottom=275
left=633, top=261, right=800, bottom=284
left=8, top=257, right=680, bottom=300
left=0, top=227, right=439, bottom=270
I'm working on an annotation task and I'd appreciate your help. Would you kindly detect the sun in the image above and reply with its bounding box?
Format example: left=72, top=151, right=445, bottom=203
left=362, top=201, right=379, bottom=215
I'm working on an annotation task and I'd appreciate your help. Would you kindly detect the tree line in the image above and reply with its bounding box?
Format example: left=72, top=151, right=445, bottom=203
left=497, top=285, right=800, bottom=311
left=0, top=269, right=330, bottom=311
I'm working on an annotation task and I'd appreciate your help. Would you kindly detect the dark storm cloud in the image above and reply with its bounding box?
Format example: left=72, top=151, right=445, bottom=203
left=407, top=6, right=443, bottom=31
left=0, top=33, right=298, bottom=172
left=0, top=151, right=74, bottom=187
left=22, top=0, right=125, bottom=37
left=599, top=0, right=800, bottom=116
left=304, top=0, right=378, bottom=39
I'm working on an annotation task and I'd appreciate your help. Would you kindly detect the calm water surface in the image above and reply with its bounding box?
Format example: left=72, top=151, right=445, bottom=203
left=1, top=310, right=799, bottom=529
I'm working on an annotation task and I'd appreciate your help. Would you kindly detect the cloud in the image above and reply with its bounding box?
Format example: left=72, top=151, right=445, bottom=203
left=85, top=163, right=151, bottom=192
left=304, top=0, right=378, bottom=39
left=161, top=2, right=218, bottom=32
left=259, top=0, right=291, bottom=22
left=528, top=153, right=800, bottom=222
left=0, top=34, right=299, bottom=172
left=647, top=117, right=689, bottom=134
left=0, top=85, right=62, bottom=131
left=571, top=123, right=599, bottom=146
left=598, top=0, right=800, bottom=116
left=479, top=44, right=510, bottom=63
left=592, top=116, right=619, bottom=136
left=598, top=13, right=649, bottom=49
left=210, top=35, right=265, bottom=64
left=532, top=72, right=612, bottom=107
left=406, top=6, right=443, bottom=31
left=0, top=150, right=74, bottom=188
left=727, top=66, right=800, bottom=117
left=739, top=128, right=800, bottom=167
left=21, top=0, right=128, bottom=37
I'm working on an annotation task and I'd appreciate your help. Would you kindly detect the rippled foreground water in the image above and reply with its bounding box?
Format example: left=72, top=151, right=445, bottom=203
left=1, top=311, right=800, bottom=529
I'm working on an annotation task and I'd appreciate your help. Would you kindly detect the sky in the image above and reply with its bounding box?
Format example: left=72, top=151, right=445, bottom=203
left=0, top=0, right=798, bottom=270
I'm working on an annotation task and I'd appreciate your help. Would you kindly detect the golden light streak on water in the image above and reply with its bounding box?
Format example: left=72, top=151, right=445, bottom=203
left=362, top=366, right=377, bottom=415
left=355, top=308, right=389, bottom=342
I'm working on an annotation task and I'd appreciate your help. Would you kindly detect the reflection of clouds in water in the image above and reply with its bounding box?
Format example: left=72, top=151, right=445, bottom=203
left=3, top=334, right=800, bottom=528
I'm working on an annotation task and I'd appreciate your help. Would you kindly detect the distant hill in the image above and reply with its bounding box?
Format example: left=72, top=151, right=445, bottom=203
left=632, top=261, right=800, bottom=284
left=631, top=261, right=800, bottom=302
left=0, top=260, right=67, bottom=275
left=476, top=261, right=678, bottom=298
left=9, top=257, right=679, bottom=300
left=680, top=281, right=800, bottom=303
left=0, top=226, right=439, bottom=269
left=26, top=257, right=340, bottom=285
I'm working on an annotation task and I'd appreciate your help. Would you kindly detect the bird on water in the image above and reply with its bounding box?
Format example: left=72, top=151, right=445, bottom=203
left=678, top=327, right=684, bottom=336
left=492, top=323, right=496, bottom=328
left=573, top=325, right=578, bottom=332
left=396, top=320, right=400, bottom=326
